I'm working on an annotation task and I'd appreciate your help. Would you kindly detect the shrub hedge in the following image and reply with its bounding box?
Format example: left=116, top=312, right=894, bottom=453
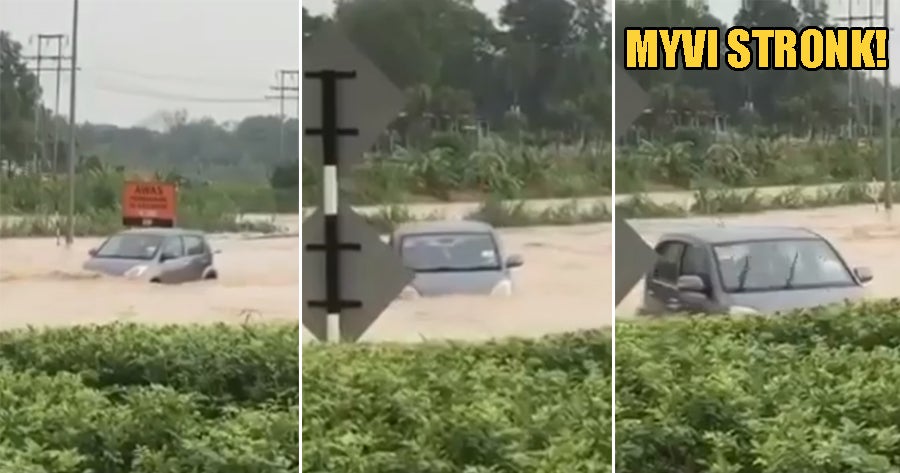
left=302, top=331, right=613, bottom=473
left=617, top=299, right=900, bottom=473
left=0, top=323, right=298, bottom=472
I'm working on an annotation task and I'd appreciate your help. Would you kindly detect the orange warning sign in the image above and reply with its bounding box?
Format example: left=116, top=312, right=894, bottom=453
left=122, top=180, right=177, bottom=225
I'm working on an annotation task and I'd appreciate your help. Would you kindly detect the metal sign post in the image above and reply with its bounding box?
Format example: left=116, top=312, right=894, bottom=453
left=304, top=69, right=360, bottom=342
left=302, top=26, right=413, bottom=343
left=615, top=65, right=658, bottom=306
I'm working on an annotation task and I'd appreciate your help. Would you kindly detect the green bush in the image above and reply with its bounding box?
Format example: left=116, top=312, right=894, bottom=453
left=0, top=171, right=298, bottom=215
left=616, top=299, right=900, bottom=473
left=616, top=135, right=896, bottom=192
left=302, top=137, right=613, bottom=205
left=0, top=323, right=298, bottom=472
left=303, top=331, right=613, bottom=473
left=0, top=323, right=299, bottom=407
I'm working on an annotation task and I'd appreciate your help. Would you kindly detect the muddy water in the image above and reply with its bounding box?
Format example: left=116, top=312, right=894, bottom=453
left=0, top=235, right=300, bottom=328
left=5, top=204, right=890, bottom=339
left=617, top=204, right=900, bottom=318
left=0, top=222, right=613, bottom=342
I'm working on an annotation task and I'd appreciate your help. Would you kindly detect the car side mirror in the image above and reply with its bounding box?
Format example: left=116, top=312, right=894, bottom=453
left=854, top=266, right=873, bottom=283
left=88, top=248, right=97, bottom=257
left=160, top=252, right=177, bottom=262
left=677, top=274, right=706, bottom=293
left=506, top=254, right=524, bottom=268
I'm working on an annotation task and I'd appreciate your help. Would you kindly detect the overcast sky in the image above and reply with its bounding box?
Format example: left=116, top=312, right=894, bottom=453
left=1, top=0, right=299, bottom=128
left=304, top=0, right=896, bottom=86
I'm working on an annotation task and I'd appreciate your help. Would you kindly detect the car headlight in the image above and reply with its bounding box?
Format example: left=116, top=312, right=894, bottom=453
left=491, top=279, right=513, bottom=297
left=729, top=305, right=759, bottom=315
left=399, top=285, right=420, bottom=300
left=124, top=265, right=148, bottom=279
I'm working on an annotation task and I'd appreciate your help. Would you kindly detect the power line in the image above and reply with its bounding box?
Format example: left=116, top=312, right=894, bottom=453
left=92, top=82, right=269, bottom=103
left=87, top=66, right=263, bottom=88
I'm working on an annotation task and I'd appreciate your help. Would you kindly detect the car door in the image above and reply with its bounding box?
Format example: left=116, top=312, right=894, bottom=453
left=158, top=236, right=190, bottom=283
left=643, top=240, right=686, bottom=314
left=676, top=243, right=719, bottom=314
left=182, top=235, right=211, bottom=280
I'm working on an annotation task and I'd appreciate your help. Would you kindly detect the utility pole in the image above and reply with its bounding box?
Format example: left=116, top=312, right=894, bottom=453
left=66, top=0, right=80, bottom=246
left=25, top=35, right=69, bottom=173
left=884, top=0, right=892, bottom=211
left=836, top=1, right=885, bottom=138
left=869, top=0, right=875, bottom=136
left=266, top=69, right=299, bottom=163
left=848, top=0, right=853, bottom=137
left=46, top=35, right=68, bottom=175
left=29, top=36, right=43, bottom=173
left=26, top=33, right=69, bottom=245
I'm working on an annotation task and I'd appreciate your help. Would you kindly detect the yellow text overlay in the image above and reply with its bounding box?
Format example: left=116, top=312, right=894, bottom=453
left=624, top=27, right=889, bottom=71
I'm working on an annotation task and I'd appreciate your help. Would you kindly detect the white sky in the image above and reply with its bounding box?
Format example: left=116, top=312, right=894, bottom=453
left=1, top=0, right=300, bottom=127
left=304, top=0, right=897, bottom=86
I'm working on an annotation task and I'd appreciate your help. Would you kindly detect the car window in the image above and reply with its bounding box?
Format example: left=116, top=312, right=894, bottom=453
left=95, top=233, right=163, bottom=260
left=184, top=236, right=206, bottom=256
left=400, top=232, right=500, bottom=272
left=161, top=236, right=185, bottom=258
left=714, top=238, right=854, bottom=292
left=652, top=241, right=685, bottom=283
left=680, top=244, right=711, bottom=281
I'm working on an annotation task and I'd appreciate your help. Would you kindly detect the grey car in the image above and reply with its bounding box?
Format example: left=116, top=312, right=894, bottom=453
left=640, top=225, right=873, bottom=316
left=83, top=227, right=219, bottom=284
left=389, top=220, right=523, bottom=298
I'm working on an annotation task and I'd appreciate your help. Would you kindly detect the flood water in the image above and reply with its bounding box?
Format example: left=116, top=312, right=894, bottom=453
left=3, top=204, right=893, bottom=340
left=0, top=216, right=613, bottom=342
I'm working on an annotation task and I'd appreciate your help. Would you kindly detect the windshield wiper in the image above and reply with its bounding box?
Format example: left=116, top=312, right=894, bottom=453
left=414, top=265, right=498, bottom=273
left=784, top=251, right=800, bottom=288
left=735, top=256, right=751, bottom=292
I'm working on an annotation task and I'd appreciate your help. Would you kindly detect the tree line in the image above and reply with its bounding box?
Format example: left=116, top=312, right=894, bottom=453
left=1, top=31, right=299, bottom=187
left=304, top=0, right=612, bottom=144
left=6, top=0, right=897, bottom=191
left=307, top=0, right=899, bottom=142
left=617, top=0, right=899, bottom=140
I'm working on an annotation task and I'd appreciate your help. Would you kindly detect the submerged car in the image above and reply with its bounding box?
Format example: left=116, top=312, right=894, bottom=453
left=640, top=225, right=872, bottom=316
left=83, top=227, right=219, bottom=284
left=389, top=220, right=523, bottom=298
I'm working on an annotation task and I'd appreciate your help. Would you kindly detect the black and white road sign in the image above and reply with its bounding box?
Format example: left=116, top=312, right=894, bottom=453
left=303, top=25, right=406, bottom=176
left=302, top=204, right=413, bottom=342
left=303, top=25, right=411, bottom=342
left=615, top=65, right=657, bottom=306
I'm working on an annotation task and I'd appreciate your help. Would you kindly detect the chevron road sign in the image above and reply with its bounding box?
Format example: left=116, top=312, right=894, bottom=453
left=302, top=26, right=413, bottom=342
left=615, top=65, right=657, bottom=306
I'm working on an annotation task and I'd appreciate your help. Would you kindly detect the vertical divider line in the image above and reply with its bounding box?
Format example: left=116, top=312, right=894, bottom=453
left=609, top=1, right=618, bottom=470
left=297, top=10, right=304, bottom=467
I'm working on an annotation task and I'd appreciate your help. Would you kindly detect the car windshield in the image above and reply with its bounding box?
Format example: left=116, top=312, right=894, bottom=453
left=400, top=232, right=500, bottom=272
left=94, top=233, right=164, bottom=260
left=713, top=238, right=855, bottom=292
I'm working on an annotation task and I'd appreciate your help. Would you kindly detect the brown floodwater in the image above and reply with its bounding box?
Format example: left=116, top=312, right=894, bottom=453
left=3, top=203, right=892, bottom=340
left=0, top=216, right=613, bottom=342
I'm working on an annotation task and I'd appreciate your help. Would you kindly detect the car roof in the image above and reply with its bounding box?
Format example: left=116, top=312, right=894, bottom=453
left=117, top=227, right=205, bottom=237
left=659, top=225, right=822, bottom=245
left=392, top=219, right=495, bottom=237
